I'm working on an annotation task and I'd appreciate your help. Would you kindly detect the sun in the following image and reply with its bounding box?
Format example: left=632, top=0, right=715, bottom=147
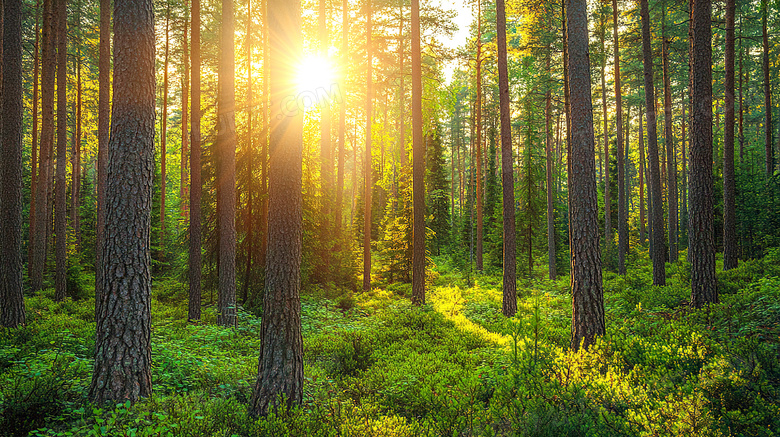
left=295, top=55, right=336, bottom=98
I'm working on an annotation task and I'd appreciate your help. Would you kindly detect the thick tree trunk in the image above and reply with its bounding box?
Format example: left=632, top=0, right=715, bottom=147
left=54, top=0, right=67, bottom=302
left=363, top=3, right=372, bottom=292
left=88, top=0, right=155, bottom=403
left=497, top=0, right=517, bottom=314
left=613, top=0, right=625, bottom=274
left=762, top=0, right=772, bottom=177
left=662, top=10, right=677, bottom=262
left=188, top=0, right=202, bottom=321
left=567, top=0, right=604, bottom=351
left=723, top=0, right=737, bottom=270
left=249, top=0, right=304, bottom=415
left=1, top=0, right=26, bottom=328
left=217, top=0, right=237, bottom=326
left=96, top=0, right=109, bottom=311
left=640, top=0, right=666, bottom=285
left=411, top=0, right=425, bottom=304
left=689, top=0, right=716, bottom=307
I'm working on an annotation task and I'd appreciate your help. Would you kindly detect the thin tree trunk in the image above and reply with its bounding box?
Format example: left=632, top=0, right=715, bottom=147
left=188, top=0, right=202, bottom=321
left=319, top=0, right=331, bottom=236
left=411, top=0, right=425, bottom=304
left=689, top=0, right=716, bottom=307
left=398, top=0, right=406, bottom=168
left=249, top=0, right=304, bottom=415
left=335, top=0, right=347, bottom=237
left=497, top=0, right=517, bottom=314
left=639, top=110, right=646, bottom=244
left=72, top=13, right=82, bottom=250
left=363, top=2, right=372, bottom=292
left=242, top=0, right=253, bottom=305
left=613, top=0, right=625, bottom=274
left=640, top=0, right=666, bottom=285
left=567, top=0, right=604, bottom=351
left=475, top=0, right=483, bottom=271
left=88, top=0, right=155, bottom=403
left=662, top=8, right=677, bottom=262
left=738, top=14, right=743, bottom=164
left=681, top=100, right=687, bottom=246
left=544, top=55, right=556, bottom=282
left=28, top=0, right=40, bottom=276
left=259, top=0, right=269, bottom=270
left=160, top=6, right=169, bottom=257
left=216, top=0, right=237, bottom=326
left=762, top=0, right=772, bottom=177
left=600, top=11, right=610, bottom=245
left=1, top=0, right=26, bottom=327
left=723, top=0, right=737, bottom=270
left=180, top=0, right=189, bottom=217
left=54, top=0, right=67, bottom=302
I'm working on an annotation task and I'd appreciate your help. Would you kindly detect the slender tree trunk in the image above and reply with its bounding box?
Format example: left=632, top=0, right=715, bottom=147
left=363, top=2, right=372, bottom=292
left=475, top=0, right=483, bottom=271
left=639, top=110, right=646, bottom=245
left=662, top=9, right=677, bottom=262
left=723, top=0, right=737, bottom=270
left=563, top=0, right=572, bottom=260
left=242, top=0, right=253, bottom=305
left=613, top=0, right=625, bottom=274
left=181, top=0, right=189, bottom=217
left=600, top=12, right=610, bottom=245
left=681, top=100, right=687, bottom=246
left=71, top=13, right=82, bottom=251
left=411, top=0, right=425, bottom=304
left=762, top=0, right=772, bottom=176
left=319, top=0, right=331, bottom=242
left=398, top=0, right=406, bottom=168
left=259, top=0, right=269, bottom=270
left=738, top=15, right=743, bottom=164
left=96, top=0, right=109, bottom=311
left=689, top=0, right=716, bottom=307
left=54, top=0, right=67, bottom=302
left=1, top=0, right=26, bottom=328
left=567, top=0, right=604, bottom=351
left=29, top=1, right=40, bottom=276
left=543, top=54, right=555, bottom=282
left=640, top=0, right=666, bottom=285
left=335, top=0, right=347, bottom=237
left=249, top=0, right=304, bottom=415
left=160, top=6, right=170, bottom=258
left=89, top=0, right=155, bottom=403
left=217, top=0, right=237, bottom=326
left=188, top=0, right=202, bottom=321
left=496, top=0, right=516, bottom=313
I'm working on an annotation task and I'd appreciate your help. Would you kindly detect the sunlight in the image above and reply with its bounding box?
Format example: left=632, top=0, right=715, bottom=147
left=295, top=55, right=337, bottom=107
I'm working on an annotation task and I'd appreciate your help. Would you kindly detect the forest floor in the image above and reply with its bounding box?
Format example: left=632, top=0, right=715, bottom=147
left=2, top=251, right=780, bottom=436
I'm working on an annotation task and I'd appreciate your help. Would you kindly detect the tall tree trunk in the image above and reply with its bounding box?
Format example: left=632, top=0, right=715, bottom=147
left=160, top=5, right=170, bottom=258
left=475, top=0, right=483, bottom=272
left=762, top=0, right=772, bottom=176
left=1, top=0, right=26, bottom=328
left=319, top=0, right=331, bottom=241
left=335, top=0, right=347, bottom=237
left=411, top=0, right=425, bottom=304
left=217, top=0, right=237, bottom=326
left=96, top=0, right=109, bottom=311
left=496, top=0, right=517, bottom=314
left=259, top=0, right=269, bottom=271
left=567, top=0, right=604, bottom=351
left=600, top=12, right=610, bottom=245
left=613, top=0, right=625, bottom=274
left=188, top=0, right=202, bottom=321
left=71, top=9, right=82, bottom=251
left=180, top=0, right=189, bottom=217
left=640, top=0, right=666, bottom=285
left=723, top=0, right=737, bottom=270
left=689, top=0, right=716, bottom=307
left=738, top=14, right=743, bottom=164
left=544, top=55, right=555, bottom=282
left=563, top=0, right=572, bottom=260
left=54, top=0, right=67, bottom=302
left=88, top=0, right=155, bottom=403
left=29, top=0, right=40, bottom=276
left=249, top=0, right=304, bottom=415
left=639, top=110, right=646, bottom=245
left=397, top=0, right=406, bottom=167
left=681, top=100, right=687, bottom=246
left=662, top=9, right=677, bottom=262
left=242, top=0, right=253, bottom=305
left=363, top=2, right=372, bottom=292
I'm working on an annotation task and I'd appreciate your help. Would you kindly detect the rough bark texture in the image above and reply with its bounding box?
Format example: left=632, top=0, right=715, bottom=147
left=411, top=0, right=425, bottom=305
left=31, top=0, right=55, bottom=294
left=216, top=0, right=237, bottom=326
left=54, top=0, right=67, bottom=302
left=497, top=0, right=516, bottom=314
left=723, top=0, right=737, bottom=270
left=96, top=0, right=109, bottom=312
left=188, top=0, right=202, bottom=321
left=761, top=0, right=772, bottom=177
left=363, top=3, right=372, bottom=293
left=1, top=0, right=26, bottom=328
left=613, top=0, right=625, bottom=275
left=249, top=0, right=304, bottom=415
left=88, top=0, right=155, bottom=403
left=662, top=15, right=677, bottom=262
left=640, top=0, right=666, bottom=285
left=689, top=0, right=717, bottom=307
left=567, top=0, right=604, bottom=351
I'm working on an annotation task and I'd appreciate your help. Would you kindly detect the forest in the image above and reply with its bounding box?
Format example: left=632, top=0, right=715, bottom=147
left=0, top=0, right=779, bottom=433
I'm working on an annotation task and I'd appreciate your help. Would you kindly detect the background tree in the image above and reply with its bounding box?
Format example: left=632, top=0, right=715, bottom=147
left=411, top=0, right=425, bottom=305
left=188, top=0, right=202, bottom=322
left=54, top=0, right=67, bottom=302
left=723, top=0, right=737, bottom=271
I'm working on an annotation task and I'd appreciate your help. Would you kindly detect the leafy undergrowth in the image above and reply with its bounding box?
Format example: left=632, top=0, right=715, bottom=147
left=1, top=253, right=779, bottom=436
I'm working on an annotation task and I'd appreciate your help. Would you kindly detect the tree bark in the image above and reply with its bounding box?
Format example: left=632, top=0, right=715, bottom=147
left=88, top=0, right=155, bottom=403
left=217, top=0, right=237, bottom=326
left=96, top=0, right=110, bottom=311
left=249, top=0, right=304, bottom=415
left=662, top=9, right=677, bottom=262
left=411, top=0, right=425, bottom=304
left=567, top=0, right=604, bottom=351
left=640, top=0, right=666, bottom=285
left=54, top=0, right=67, bottom=302
left=497, top=0, right=517, bottom=314
left=689, top=0, right=716, bottom=307
left=363, top=2, right=372, bottom=292
left=188, top=0, right=202, bottom=321
left=723, top=0, right=737, bottom=270
left=1, top=0, right=26, bottom=328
